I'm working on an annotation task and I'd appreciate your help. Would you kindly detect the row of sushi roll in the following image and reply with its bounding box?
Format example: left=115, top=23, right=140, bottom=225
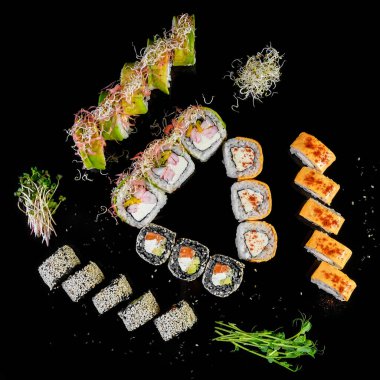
left=222, top=137, right=278, bottom=263
left=290, top=132, right=357, bottom=301
left=111, top=105, right=227, bottom=228
left=136, top=224, right=245, bottom=298
left=38, top=245, right=197, bottom=340
left=69, top=14, right=196, bottom=171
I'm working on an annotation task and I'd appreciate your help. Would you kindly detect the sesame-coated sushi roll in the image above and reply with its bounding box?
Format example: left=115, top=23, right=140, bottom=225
left=92, top=274, right=133, bottom=314
left=118, top=291, right=160, bottom=331
left=154, top=300, right=197, bottom=341
left=61, top=262, right=105, bottom=302
left=136, top=224, right=176, bottom=266
left=202, top=254, right=245, bottom=297
left=231, top=180, right=272, bottom=221
left=236, top=221, right=277, bottom=262
left=168, top=238, right=209, bottom=281
left=223, top=137, right=263, bottom=179
left=38, top=245, right=81, bottom=290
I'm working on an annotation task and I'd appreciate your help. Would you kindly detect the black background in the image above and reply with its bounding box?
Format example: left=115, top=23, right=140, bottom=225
left=4, top=2, right=379, bottom=379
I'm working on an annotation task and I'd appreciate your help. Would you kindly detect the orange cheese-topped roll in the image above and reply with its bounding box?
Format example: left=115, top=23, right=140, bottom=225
left=311, top=261, right=357, bottom=301
left=305, top=230, right=352, bottom=269
left=290, top=132, right=336, bottom=173
left=294, top=167, right=340, bottom=205
left=299, top=198, right=344, bottom=235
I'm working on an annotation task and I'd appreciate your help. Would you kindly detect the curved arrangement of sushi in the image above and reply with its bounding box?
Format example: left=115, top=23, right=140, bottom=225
left=289, top=132, right=356, bottom=301
left=69, top=14, right=196, bottom=170
left=111, top=105, right=227, bottom=228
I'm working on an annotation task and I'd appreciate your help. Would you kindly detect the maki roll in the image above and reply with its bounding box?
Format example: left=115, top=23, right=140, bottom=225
left=92, top=274, right=133, bottom=314
left=223, top=137, right=263, bottom=179
left=294, top=166, right=340, bottom=205
left=118, top=290, right=160, bottom=331
left=136, top=224, right=176, bottom=266
left=231, top=180, right=272, bottom=221
left=61, top=261, right=105, bottom=302
left=154, top=300, right=197, bottom=341
left=179, top=106, right=227, bottom=162
left=145, top=143, right=195, bottom=193
left=168, top=238, right=209, bottom=281
left=202, top=254, right=245, bottom=297
left=299, top=198, right=344, bottom=235
left=38, top=245, right=81, bottom=290
left=171, top=14, right=196, bottom=66
left=311, top=261, right=357, bottom=301
left=112, top=176, right=167, bottom=228
left=305, top=230, right=352, bottom=270
left=290, top=132, right=336, bottom=173
left=236, top=221, right=277, bottom=262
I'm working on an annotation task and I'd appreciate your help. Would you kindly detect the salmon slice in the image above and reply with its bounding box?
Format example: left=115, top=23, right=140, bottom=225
left=179, top=246, right=195, bottom=258
left=213, top=263, right=230, bottom=274
left=145, top=232, right=165, bottom=242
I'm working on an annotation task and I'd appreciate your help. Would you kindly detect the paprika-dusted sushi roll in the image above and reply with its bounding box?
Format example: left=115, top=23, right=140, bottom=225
left=202, top=254, right=245, bottom=297
left=92, top=274, right=133, bottom=314
left=290, top=132, right=336, bottom=173
left=154, top=300, right=197, bottom=341
left=311, top=261, right=357, bottom=301
left=112, top=175, right=167, bottom=228
left=118, top=290, right=160, bottom=331
left=236, top=221, right=277, bottom=262
left=136, top=224, right=176, bottom=265
left=38, top=245, right=81, bottom=290
left=294, top=166, right=340, bottom=205
left=171, top=14, right=196, bottom=66
left=231, top=180, right=272, bottom=221
left=299, top=198, right=344, bottom=235
left=223, top=137, right=263, bottom=179
left=61, top=262, right=105, bottom=302
left=168, top=238, right=209, bottom=281
left=145, top=142, right=195, bottom=193
left=305, top=230, right=352, bottom=270
left=178, top=106, right=227, bottom=162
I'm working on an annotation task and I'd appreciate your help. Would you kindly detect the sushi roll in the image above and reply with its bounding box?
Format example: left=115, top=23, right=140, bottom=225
left=38, top=245, right=81, bottom=290
left=299, top=198, right=345, bottom=235
left=118, top=290, right=160, bottom=331
left=92, top=274, right=133, bottom=314
left=311, top=261, right=357, bottom=301
left=168, top=238, right=209, bottom=281
left=179, top=106, right=227, bottom=162
left=146, top=143, right=195, bottom=193
left=202, top=254, right=245, bottom=298
left=231, top=180, right=272, bottom=221
left=136, top=224, right=176, bottom=266
left=61, top=262, right=105, bottom=302
left=171, top=14, right=196, bottom=66
left=112, top=176, right=167, bottom=228
left=154, top=300, right=197, bottom=341
left=294, top=166, right=340, bottom=205
left=290, top=132, right=336, bottom=173
left=305, top=230, right=352, bottom=270
left=236, top=221, right=277, bottom=262
left=223, top=137, right=263, bottom=179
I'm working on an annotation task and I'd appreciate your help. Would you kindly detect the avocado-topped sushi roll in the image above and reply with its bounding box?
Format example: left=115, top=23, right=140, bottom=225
left=168, top=238, right=209, bottom=281
left=171, top=14, right=196, bottom=66
left=154, top=300, right=197, bottom=341
left=178, top=106, right=227, bottom=162
left=118, top=290, right=160, bottom=331
left=92, top=274, right=133, bottom=314
left=202, top=254, right=245, bottom=297
left=38, top=245, right=81, bottom=290
left=223, top=137, right=263, bottom=179
left=136, top=224, right=176, bottom=265
left=236, top=221, right=277, bottom=262
left=112, top=175, right=167, bottom=228
left=231, top=180, right=272, bottom=221
left=145, top=142, right=195, bottom=193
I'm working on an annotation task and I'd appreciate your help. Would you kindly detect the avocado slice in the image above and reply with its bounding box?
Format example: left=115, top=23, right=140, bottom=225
left=172, top=15, right=196, bottom=66
left=78, top=138, right=106, bottom=170
left=187, top=256, right=200, bottom=275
